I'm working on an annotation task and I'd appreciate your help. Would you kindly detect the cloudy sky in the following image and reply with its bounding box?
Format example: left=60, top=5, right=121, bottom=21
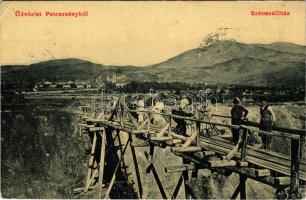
left=0, top=1, right=305, bottom=66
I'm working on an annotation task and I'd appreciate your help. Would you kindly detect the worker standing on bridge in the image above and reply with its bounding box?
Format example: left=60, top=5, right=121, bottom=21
left=259, top=97, right=276, bottom=150
left=172, top=96, right=194, bottom=136
left=231, top=97, right=248, bottom=144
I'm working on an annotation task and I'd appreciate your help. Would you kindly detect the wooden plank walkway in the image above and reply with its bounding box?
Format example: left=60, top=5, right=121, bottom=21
left=199, top=135, right=306, bottom=181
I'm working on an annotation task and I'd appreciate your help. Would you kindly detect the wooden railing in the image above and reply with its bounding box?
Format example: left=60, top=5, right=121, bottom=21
left=78, top=96, right=305, bottom=198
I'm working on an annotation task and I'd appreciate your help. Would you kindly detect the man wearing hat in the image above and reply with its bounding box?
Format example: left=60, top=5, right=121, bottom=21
left=172, top=96, right=194, bottom=136
left=259, top=97, right=276, bottom=150
left=231, top=97, right=249, bottom=144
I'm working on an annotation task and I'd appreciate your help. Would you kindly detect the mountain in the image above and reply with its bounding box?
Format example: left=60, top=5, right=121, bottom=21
left=146, top=40, right=305, bottom=86
left=1, top=40, right=305, bottom=87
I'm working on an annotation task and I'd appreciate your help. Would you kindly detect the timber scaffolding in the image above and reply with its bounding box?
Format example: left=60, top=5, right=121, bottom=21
left=74, top=96, right=306, bottom=199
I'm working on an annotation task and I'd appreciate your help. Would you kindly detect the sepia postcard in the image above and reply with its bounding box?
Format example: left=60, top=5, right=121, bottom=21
left=1, top=1, right=305, bottom=199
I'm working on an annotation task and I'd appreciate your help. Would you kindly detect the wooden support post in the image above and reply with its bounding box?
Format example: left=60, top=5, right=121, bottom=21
left=129, top=134, right=143, bottom=198
left=240, top=175, right=247, bottom=199
left=98, top=129, right=107, bottom=199
left=116, top=130, right=127, bottom=176
left=171, top=172, right=184, bottom=199
left=290, top=139, right=300, bottom=197
left=168, top=115, right=172, bottom=134
left=104, top=137, right=131, bottom=198
left=182, top=168, right=190, bottom=199
left=240, top=127, right=248, bottom=161
left=119, top=106, right=123, bottom=126
left=181, top=158, right=193, bottom=199
left=196, top=122, right=199, bottom=147
left=190, top=169, right=199, bottom=199
left=230, top=183, right=240, bottom=200
left=143, top=145, right=170, bottom=199
left=142, top=145, right=154, bottom=199
left=84, top=132, right=97, bottom=192
left=123, top=104, right=138, bottom=128
left=151, top=164, right=170, bottom=199
left=230, top=175, right=247, bottom=200
left=147, top=112, right=151, bottom=134
left=240, top=127, right=248, bottom=199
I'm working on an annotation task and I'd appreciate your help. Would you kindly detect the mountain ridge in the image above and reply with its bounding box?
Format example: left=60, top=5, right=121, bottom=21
left=1, top=41, right=305, bottom=87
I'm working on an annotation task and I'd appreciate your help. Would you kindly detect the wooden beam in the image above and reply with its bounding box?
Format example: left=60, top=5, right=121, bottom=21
left=73, top=185, right=98, bottom=193
left=171, top=173, right=184, bottom=199
left=131, top=129, right=149, bottom=134
left=182, top=128, right=198, bottom=148
left=78, top=123, right=88, bottom=126
left=84, top=132, right=97, bottom=192
left=239, top=168, right=290, bottom=187
left=240, top=128, right=248, bottom=161
left=230, top=182, right=240, bottom=199
left=171, top=146, right=202, bottom=153
left=89, top=127, right=104, bottom=132
left=290, top=139, right=300, bottom=196
left=98, top=130, right=107, bottom=199
left=240, top=175, right=247, bottom=199
left=151, top=164, right=170, bottom=199
left=209, top=160, right=248, bottom=168
left=137, top=118, right=149, bottom=130
left=170, top=132, right=189, bottom=141
left=131, top=141, right=150, bottom=147
left=116, top=130, right=128, bottom=176
left=104, top=137, right=131, bottom=198
left=182, top=168, right=189, bottom=199
left=85, top=125, right=96, bottom=128
left=165, top=139, right=182, bottom=146
left=255, top=169, right=271, bottom=177
left=129, top=134, right=143, bottom=198
left=203, top=151, right=216, bottom=157
left=84, top=169, right=98, bottom=192
left=155, top=123, right=170, bottom=138
left=165, top=164, right=196, bottom=173
left=192, top=151, right=205, bottom=160
left=142, top=145, right=155, bottom=199
left=149, top=136, right=172, bottom=142
left=275, top=177, right=291, bottom=186
left=242, top=120, right=305, bottom=136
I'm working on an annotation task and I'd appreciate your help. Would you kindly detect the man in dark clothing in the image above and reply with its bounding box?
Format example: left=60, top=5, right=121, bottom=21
left=231, top=97, right=249, bottom=144
left=259, top=98, right=275, bottom=150
left=172, top=97, right=194, bottom=136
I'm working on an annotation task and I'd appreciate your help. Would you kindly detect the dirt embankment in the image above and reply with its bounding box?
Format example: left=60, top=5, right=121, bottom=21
left=1, top=105, right=87, bottom=198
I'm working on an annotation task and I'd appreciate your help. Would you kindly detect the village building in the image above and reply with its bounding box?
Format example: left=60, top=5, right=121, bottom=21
left=49, top=84, right=57, bottom=88
left=63, top=84, right=71, bottom=89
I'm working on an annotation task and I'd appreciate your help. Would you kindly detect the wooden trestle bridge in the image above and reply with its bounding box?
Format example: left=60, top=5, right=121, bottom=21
left=74, top=96, right=305, bottom=199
